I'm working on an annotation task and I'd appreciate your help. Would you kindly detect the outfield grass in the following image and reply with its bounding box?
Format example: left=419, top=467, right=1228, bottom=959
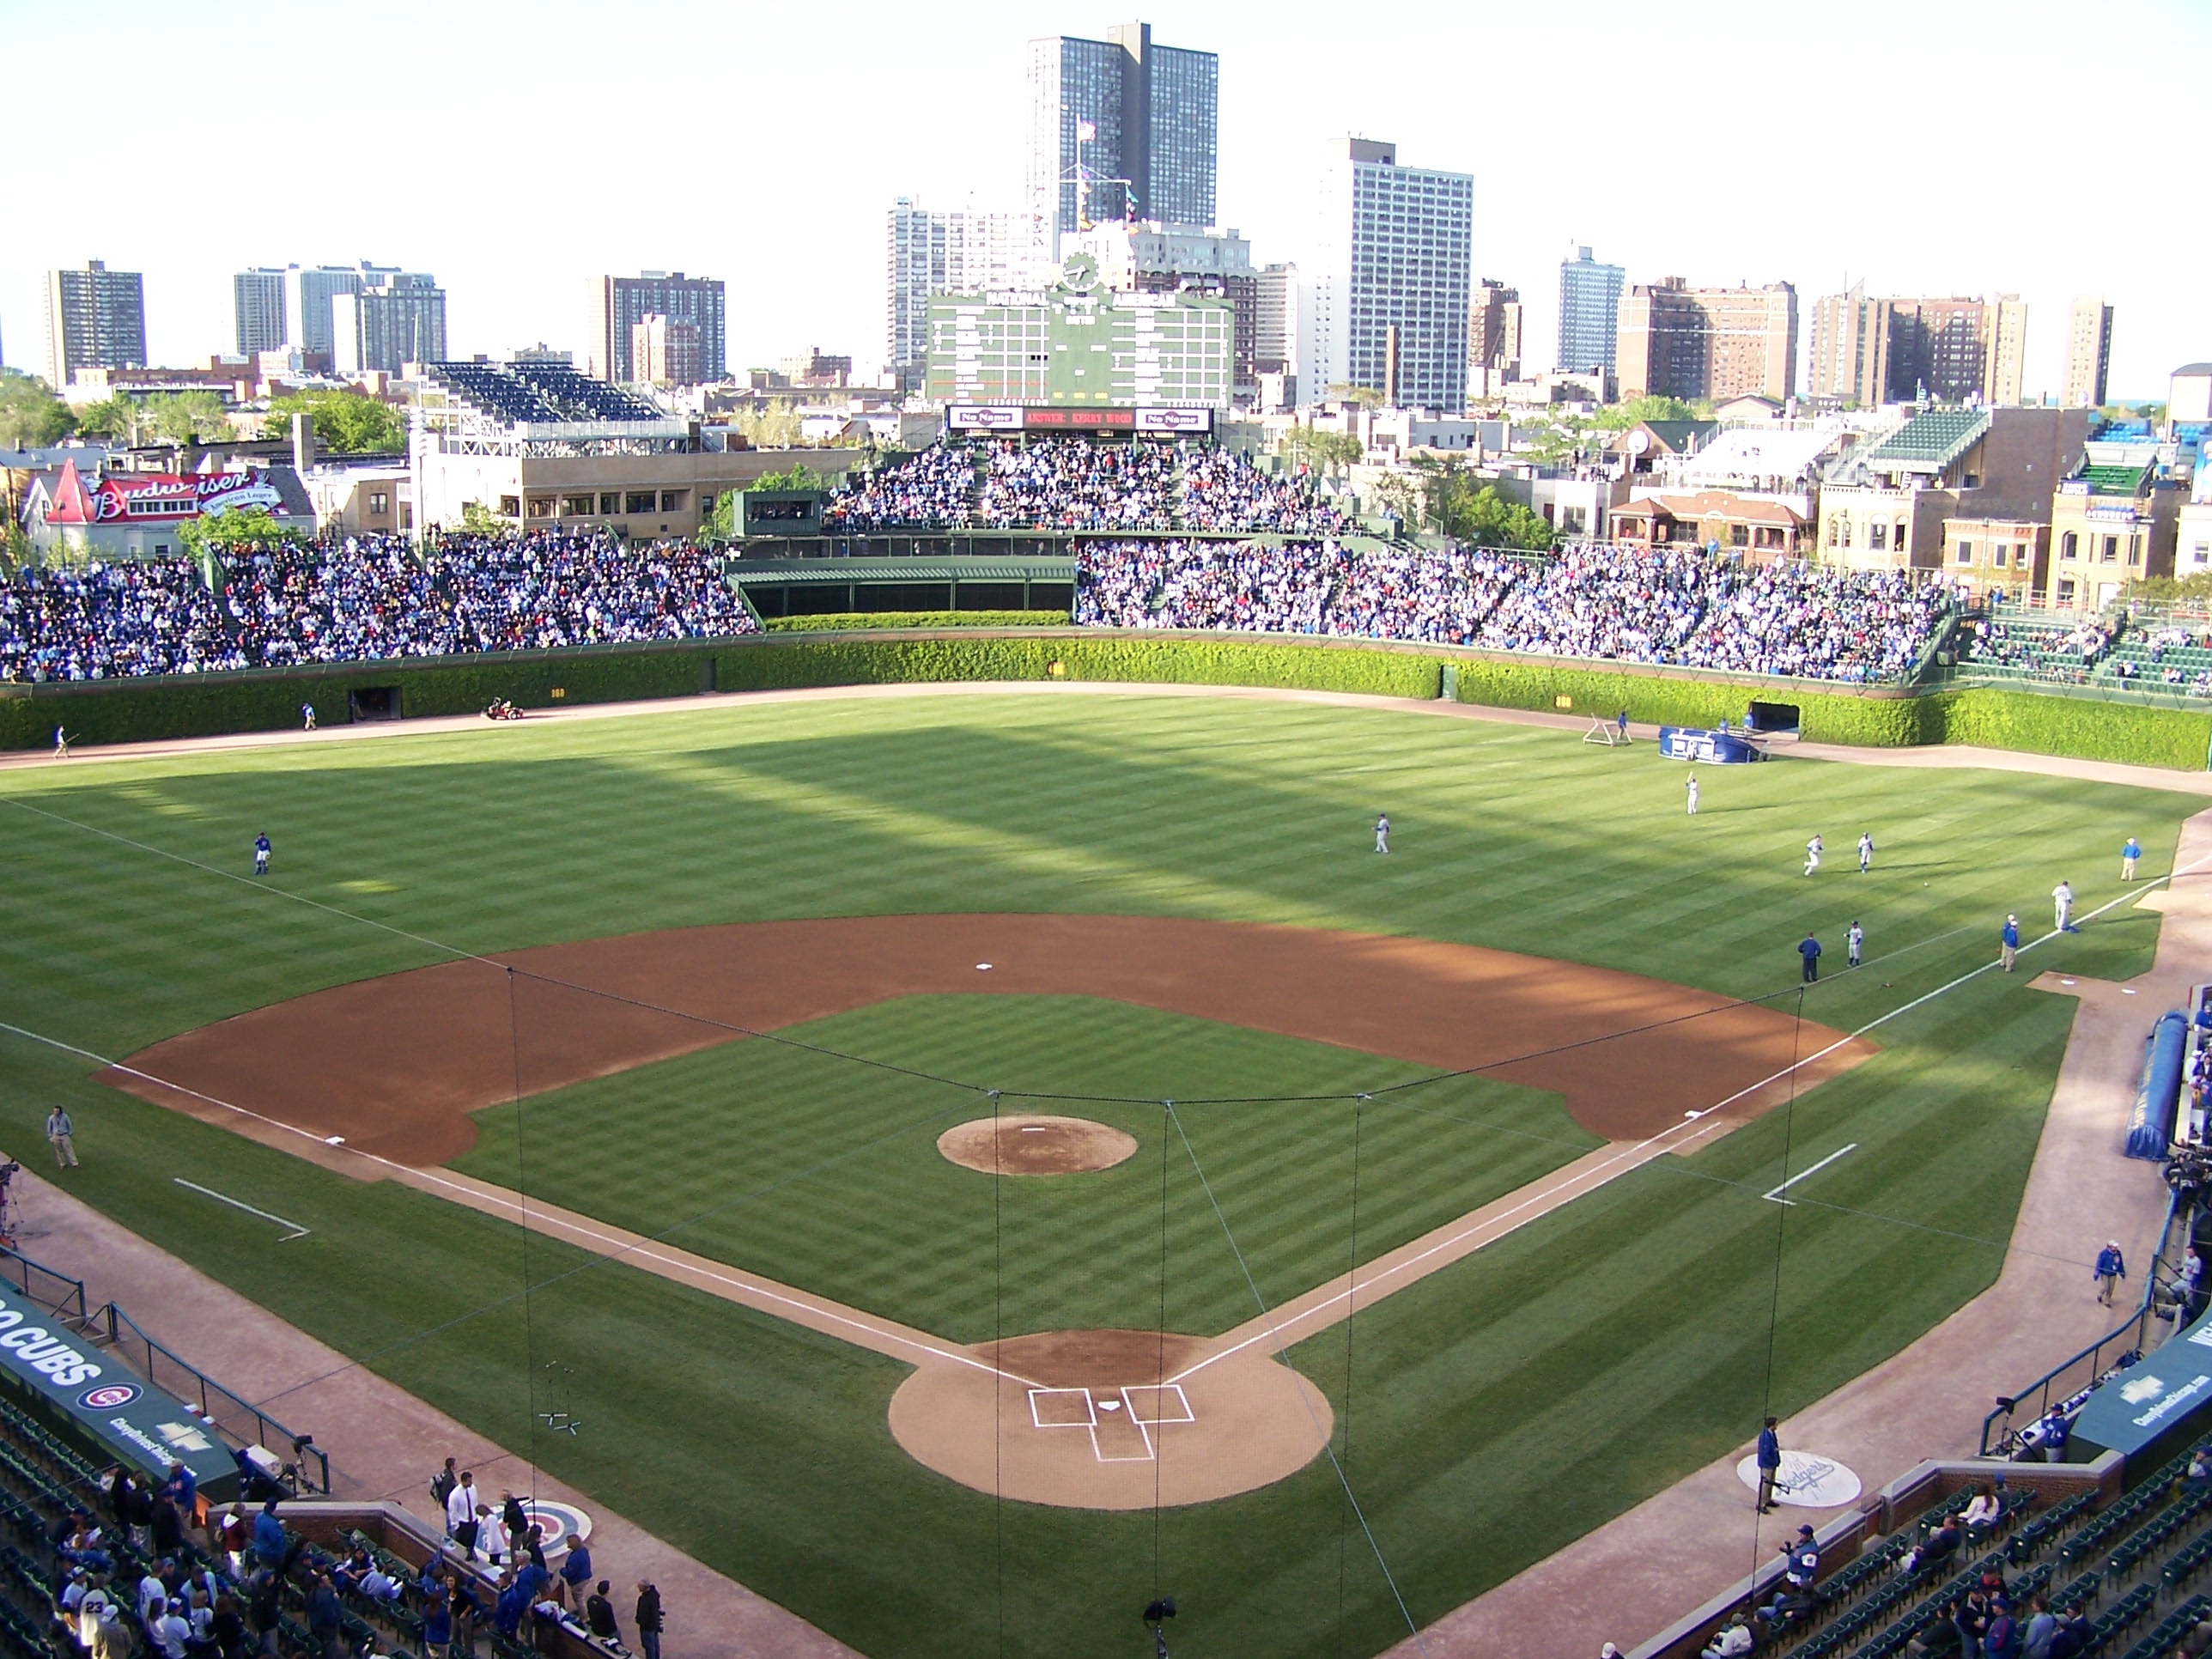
left=0, top=691, right=2198, bottom=1659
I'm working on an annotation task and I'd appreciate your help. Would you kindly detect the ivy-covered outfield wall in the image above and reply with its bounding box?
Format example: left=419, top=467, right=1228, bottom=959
left=4, top=631, right=2208, bottom=771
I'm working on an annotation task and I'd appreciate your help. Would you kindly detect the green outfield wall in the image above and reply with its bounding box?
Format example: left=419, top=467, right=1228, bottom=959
left=4, top=631, right=2209, bottom=770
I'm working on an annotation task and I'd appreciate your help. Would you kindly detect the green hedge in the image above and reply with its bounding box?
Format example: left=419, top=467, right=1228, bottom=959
left=1930, top=686, right=2212, bottom=770
left=1444, top=659, right=1935, bottom=748
left=711, top=635, right=1443, bottom=699
left=7, top=632, right=2209, bottom=769
left=763, top=611, right=1070, bottom=632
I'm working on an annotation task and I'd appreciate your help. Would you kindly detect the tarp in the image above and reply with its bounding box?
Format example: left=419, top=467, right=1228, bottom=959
left=1658, top=726, right=1763, bottom=764
left=0, top=1285, right=240, bottom=1500
left=2126, top=1012, right=2190, bottom=1159
left=2069, top=1307, right=2212, bottom=1461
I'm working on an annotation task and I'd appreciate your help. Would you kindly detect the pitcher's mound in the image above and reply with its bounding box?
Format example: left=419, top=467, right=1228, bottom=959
left=938, top=1115, right=1138, bottom=1176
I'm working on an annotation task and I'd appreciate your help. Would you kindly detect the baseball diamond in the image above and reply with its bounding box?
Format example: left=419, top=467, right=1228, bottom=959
left=0, top=683, right=2198, bottom=1659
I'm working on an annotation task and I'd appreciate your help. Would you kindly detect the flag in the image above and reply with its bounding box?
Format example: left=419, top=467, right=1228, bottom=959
left=1077, top=119, right=1096, bottom=142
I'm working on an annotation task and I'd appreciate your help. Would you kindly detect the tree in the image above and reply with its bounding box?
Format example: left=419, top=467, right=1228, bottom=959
left=1411, top=456, right=1554, bottom=550
left=143, top=392, right=233, bottom=446
left=1592, top=394, right=1705, bottom=431
left=75, top=398, right=141, bottom=442
left=176, top=506, right=300, bottom=560
left=459, top=502, right=507, bottom=537
left=732, top=404, right=805, bottom=448
left=750, top=463, right=835, bottom=493
left=265, top=389, right=404, bottom=454
left=1276, top=425, right=1362, bottom=480
left=1322, top=383, right=1384, bottom=409
left=1368, top=472, right=1419, bottom=527
left=0, top=371, right=76, bottom=448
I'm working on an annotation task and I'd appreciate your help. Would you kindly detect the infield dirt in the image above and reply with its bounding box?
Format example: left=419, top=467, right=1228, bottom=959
left=103, top=913, right=1874, bottom=1165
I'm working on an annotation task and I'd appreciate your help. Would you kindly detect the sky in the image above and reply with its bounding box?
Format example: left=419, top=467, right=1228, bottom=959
left=3, top=0, right=2207, bottom=401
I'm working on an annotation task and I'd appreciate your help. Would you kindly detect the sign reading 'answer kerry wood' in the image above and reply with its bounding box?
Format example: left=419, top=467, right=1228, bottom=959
left=0, top=1287, right=240, bottom=1499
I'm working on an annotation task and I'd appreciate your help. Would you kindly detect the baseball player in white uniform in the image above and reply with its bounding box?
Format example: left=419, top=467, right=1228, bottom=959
left=1804, top=834, right=1823, bottom=876
left=1374, top=814, right=1389, bottom=854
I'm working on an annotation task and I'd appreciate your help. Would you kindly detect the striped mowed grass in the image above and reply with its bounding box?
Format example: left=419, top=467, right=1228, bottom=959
left=0, top=690, right=2195, bottom=1659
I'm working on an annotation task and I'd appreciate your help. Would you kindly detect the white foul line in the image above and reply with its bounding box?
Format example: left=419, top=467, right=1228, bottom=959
left=1762, top=1144, right=1857, bottom=1206
left=173, top=1178, right=310, bottom=1240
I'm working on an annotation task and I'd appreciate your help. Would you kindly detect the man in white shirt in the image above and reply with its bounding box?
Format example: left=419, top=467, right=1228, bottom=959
left=447, top=1473, right=482, bottom=1551
left=2053, top=880, right=2075, bottom=933
left=1804, top=834, right=1823, bottom=876
left=149, top=1597, right=191, bottom=1659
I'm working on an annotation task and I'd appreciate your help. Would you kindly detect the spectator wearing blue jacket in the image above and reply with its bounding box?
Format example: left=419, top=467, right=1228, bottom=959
left=1798, top=933, right=1821, bottom=983
left=251, top=1503, right=286, bottom=1571
left=556, top=1534, right=592, bottom=1613
left=2095, top=1241, right=2126, bottom=1307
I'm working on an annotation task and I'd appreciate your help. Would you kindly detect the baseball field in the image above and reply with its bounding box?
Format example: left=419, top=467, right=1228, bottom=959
left=0, top=686, right=2197, bottom=1658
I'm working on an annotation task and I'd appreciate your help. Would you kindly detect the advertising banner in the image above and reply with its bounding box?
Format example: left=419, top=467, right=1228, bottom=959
left=0, top=1286, right=240, bottom=1498
left=947, top=406, right=1024, bottom=433
left=2069, top=1310, right=2212, bottom=1462
left=1135, top=408, right=1213, bottom=434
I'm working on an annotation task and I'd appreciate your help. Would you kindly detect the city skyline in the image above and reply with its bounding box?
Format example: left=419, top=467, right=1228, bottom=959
left=3, top=0, right=2207, bottom=401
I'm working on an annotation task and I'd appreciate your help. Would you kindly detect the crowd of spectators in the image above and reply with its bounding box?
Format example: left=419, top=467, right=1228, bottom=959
left=1674, top=562, right=1950, bottom=684
left=823, top=445, right=975, bottom=530
left=975, top=439, right=1177, bottom=530
left=1078, top=539, right=1954, bottom=682
left=1076, top=540, right=1516, bottom=645
left=1964, top=617, right=2112, bottom=676
left=1176, top=445, right=1347, bottom=535
left=228, top=532, right=755, bottom=664
left=1474, top=544, right=1713, bottom=664
left=0, top=532, right=754, bottom=684
left=0, top=561, right=252, bottom=682
left=819, top=438, right=1348, bottom=533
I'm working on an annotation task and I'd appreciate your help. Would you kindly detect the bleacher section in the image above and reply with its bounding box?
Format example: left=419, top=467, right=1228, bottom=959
left=425, top=363, right=662, bottom=427
left=1700, top=1441, right=2212, bottom=1659
left=0, top=1388, right=627, bottom=1659
left=506, top=364, right=659, bottom=423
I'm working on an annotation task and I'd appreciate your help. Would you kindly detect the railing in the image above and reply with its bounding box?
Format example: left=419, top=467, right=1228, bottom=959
left=93, top=1303, right=331, bottom=1492
left=1923, top=662, right=2212, bottom=711
left=1978, top=1303, right=2157, bottom=1455
left=0, top=1246, right=88, bottom=1328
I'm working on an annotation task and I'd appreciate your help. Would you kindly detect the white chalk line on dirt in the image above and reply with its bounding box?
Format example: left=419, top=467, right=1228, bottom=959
left=0, top=1021, right=1051, bottom=1393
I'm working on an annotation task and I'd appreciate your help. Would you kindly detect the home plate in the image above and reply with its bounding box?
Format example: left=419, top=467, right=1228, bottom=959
left=1735, top=1449, right=1862, bottom=1508
left=977, top=963, right=993, bottom=970
left=1099, top=1400, right=1121, bottom=1412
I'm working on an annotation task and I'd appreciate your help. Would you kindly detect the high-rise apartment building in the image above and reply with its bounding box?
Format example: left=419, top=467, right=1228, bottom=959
left=632, top=316, right=701, bottom=389
left=234, top=269, right=288, bottom=356
left=1808, top=286, right=2027, bottom=406
left=1617, top=278, right=1797, bottom=404
left=2064, top=295, right=2114, bottom=408
left=1556, top=245, right=1624, bottom=376
left=586, top=272, right=727, bottom=386
left=1026, top=23, right=1218, bottom=250
left=44, top=261, right=147, bottom=387
left=1255, top=262, right=1302, bottom=376
left=332, top=271, right=447, bottom=374
left=1307, top=139, right=1473, bottom=411
left=1470, top=279, right=1523, bottom=380
left=886, top=200, right=1050, bottom=391
left=285, top=266, right=366, bottom=356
